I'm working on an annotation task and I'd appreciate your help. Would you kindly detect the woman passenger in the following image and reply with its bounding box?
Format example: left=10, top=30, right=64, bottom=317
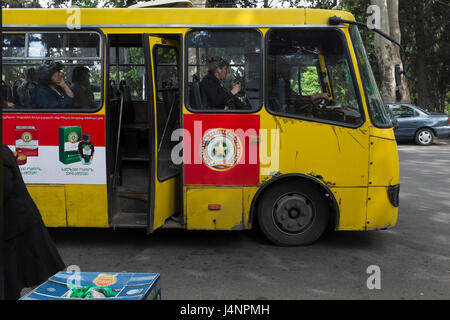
left=31, top=62, right=74, bottom=109
left=70, top=66, right=97, bottom=109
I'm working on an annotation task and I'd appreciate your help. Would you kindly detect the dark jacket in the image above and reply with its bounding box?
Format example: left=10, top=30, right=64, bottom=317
left=30, top=84, right=73, bottom=109
left=2, top=144, right=41, bottom=240
left=70, top=82, right=97, bottom=109
left=17, top=80, right=36, bottom=108
left=200, top=72, right=233, bottom=109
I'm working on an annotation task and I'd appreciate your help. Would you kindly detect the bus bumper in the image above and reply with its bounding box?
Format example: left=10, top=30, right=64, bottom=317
left=366, top=185, right=399, bottom=230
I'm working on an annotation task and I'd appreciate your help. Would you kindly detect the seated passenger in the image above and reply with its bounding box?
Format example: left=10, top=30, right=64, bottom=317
left=31, top=62, right=74, bottom=109
left=1, top=81, right=15, bottom=108
left=70, top=66, right=97, bottom=109
left=200, top=56, right=241, bottom=110
left=17, top=68, right=37, bottom=108
left=275, top=64, right=329, bottom=113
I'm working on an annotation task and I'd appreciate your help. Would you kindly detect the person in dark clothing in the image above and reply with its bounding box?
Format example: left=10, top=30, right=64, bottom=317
left=1, top=81, right=15, bottom=108
left=2, top=144, right=66, bottom=300
left=17, top=68, right=37, bottom=108
left=275, top=64, right=329, bottom=113
left=200, top=56, right=241, bottom=110
left=30, top=61, right=74, bottom=109
left=70, top=66, right=97, bottom=109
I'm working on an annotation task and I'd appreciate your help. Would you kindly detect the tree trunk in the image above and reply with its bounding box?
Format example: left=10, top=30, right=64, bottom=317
left=415, top=0, right=431, bottom=109
left=370, top=0, right=410, bottom=103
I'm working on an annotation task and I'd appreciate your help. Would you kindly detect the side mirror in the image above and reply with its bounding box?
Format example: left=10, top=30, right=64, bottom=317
left=391, top=116, right=399, bottom=130
left=395, top=64, right=402, bottom=88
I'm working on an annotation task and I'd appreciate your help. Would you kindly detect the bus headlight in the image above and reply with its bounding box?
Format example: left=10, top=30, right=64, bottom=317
left=387, top=184, right=400, bottom=207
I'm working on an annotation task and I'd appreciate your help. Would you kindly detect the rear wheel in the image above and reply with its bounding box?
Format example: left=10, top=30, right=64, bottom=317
left=415, top=128, right=434, bottom=146
left=257, top=180, right=329, bottom=246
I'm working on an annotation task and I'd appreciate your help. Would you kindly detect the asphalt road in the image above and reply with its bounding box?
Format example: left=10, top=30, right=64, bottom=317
left=48, top=138, right=450, bottom=300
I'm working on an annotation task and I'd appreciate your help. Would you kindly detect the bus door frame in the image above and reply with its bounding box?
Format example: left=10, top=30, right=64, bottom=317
left=144, top=33, right=183, bottom=234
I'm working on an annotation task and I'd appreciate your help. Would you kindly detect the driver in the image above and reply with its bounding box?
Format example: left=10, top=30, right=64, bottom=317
left=275, top=64, right=329, bottom=113
left=200, top=56, right=241, bottom=110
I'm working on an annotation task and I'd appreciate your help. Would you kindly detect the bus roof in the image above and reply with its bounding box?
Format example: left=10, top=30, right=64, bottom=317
left=128, top=0, right=194, bottom=8
left=3, top=8, right=354, bottom=28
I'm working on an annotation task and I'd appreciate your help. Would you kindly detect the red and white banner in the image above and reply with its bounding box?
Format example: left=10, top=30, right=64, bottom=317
left=2, top=113, right=106, bottom=185
left=183, top=114, right=260, bottom=186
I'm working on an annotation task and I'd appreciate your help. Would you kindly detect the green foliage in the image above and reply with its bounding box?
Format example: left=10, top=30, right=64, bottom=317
left=1, top=0, right=41, bottom=8
left=298, top=66, right=322, bottom=95
left=340, top=0, right=449, bottom=113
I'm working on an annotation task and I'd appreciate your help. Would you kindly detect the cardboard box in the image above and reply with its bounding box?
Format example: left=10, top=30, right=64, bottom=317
left=20, top=272, right=161, bottom=300
left=15, top=126, right=39, bottom=157
left=59, top=126, right=81, bottom=164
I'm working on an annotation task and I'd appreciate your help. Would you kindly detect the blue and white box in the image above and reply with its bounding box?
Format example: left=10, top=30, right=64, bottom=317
left=20, top=272, right=161, bottom=300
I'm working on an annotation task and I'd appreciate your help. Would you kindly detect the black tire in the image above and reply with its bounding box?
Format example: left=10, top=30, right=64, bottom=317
left=257, top=180, right=329, bottom=246
left=415, top=128, right=434, bottom=146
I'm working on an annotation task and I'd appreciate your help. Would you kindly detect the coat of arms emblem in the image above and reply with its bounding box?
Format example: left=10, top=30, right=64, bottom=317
left=201, top=129, right=242, bottom=171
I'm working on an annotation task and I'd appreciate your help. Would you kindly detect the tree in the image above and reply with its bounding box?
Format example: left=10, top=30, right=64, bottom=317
left=369, top=0, right=410, bottom=103
left=1, top=0, right=41, bottom=8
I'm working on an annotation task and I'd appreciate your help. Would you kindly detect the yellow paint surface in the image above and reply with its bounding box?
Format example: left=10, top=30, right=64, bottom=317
left=27, top=185, right=67, bottom=227
left=153, top=177, right=181, bottom=230
left=369, top=136, right=400, bottom=186
left=65, top=185, right=109, bottom=227
left=186, top=187, right=243, bottom=230
left=3, top=8, right=355, bottom=27
left=366, top=187, right=398, bottom=230
left=330, top=187, right=367, bottom=230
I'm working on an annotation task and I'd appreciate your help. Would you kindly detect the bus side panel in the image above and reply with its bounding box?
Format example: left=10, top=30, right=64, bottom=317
left=28, top=185, right=67, bottom=227
left=366, top=186, right=398, bottom=230
left=186, top=187, right=244, bottom=230
left=331, top=187, right=367, bottom=230
left=65, top=185, right=109, bottom=227
left=243, top=186, right=259, bottom=229
left=369, top=135, right=400, bottom=186
left=260, top=113, right=370, bottom=187
left=153, top=177, right=181, bottom=231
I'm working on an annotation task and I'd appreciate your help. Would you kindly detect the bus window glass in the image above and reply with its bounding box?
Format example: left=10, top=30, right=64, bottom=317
left=186, top=29, right=262, bottom=111
left=109, top=46, right=146, bottom=100
left=2, top=32, right=102, bottom=111
left=267, top=29, right=362, bottom=126
left=299, top=66, right=322, bottom=95
left=28, top=33, right=100, bottom=58
left=2, top=34, right=26, bottom=57
left=349, top=25, right=391, bottom=127
left=154, top=45, right=180, bottom=181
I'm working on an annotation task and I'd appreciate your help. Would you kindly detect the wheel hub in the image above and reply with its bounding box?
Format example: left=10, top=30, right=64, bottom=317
left=272, top=193, right=314, bottom=234
left=419, top=131, right=432, bottom=144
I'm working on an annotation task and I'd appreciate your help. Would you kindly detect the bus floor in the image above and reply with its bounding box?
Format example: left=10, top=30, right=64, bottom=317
left=112, top=160, right=149, bottom=228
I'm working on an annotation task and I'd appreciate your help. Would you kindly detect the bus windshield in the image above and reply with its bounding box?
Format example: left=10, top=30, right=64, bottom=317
left=267, top=29, right=363, bottom=126
left=349, top=25, right=391, bottom=128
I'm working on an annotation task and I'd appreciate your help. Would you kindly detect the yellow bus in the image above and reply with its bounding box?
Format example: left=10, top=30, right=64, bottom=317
left=2, top=2, right=399, bottom=245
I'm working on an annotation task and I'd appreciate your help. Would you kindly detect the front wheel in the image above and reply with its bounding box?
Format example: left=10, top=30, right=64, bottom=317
left=257, top=180, right=330, bottom=246
left=415, top=128, right=434, bottom=146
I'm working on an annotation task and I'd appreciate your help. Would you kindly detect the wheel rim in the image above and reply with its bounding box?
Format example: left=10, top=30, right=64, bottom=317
left=418, top=130, right=432, bottom=144
left=272, top=193, right=315, bottom=235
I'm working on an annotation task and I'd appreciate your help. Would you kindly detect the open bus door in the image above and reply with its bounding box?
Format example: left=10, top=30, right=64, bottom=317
left=146, top=35, right=182, bottom=233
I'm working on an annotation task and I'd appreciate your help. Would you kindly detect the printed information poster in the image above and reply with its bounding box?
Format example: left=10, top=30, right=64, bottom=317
left=3, top=114, right=107, bottom=185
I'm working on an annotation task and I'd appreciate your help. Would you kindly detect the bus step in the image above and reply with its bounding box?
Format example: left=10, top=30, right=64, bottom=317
left=119, top=192, right=148, bottom=201
left=112, top=211, right=147, bottom=228
left=121, top=155, right=150, bottom=162
left=160, top=217, right=185, bottom=229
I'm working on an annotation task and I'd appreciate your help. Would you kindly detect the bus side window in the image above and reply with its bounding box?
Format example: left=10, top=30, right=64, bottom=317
left=267, top=29, right=363, bottom=126
left=2, top=32, right=102, bottom=111
left=185, top=29, right=262, bottom=112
